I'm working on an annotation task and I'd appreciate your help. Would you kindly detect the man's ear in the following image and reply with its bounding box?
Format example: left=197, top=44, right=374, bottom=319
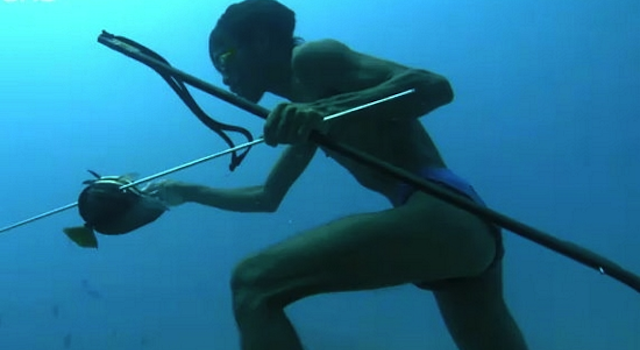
left=250, top=32, right=271, bottom=53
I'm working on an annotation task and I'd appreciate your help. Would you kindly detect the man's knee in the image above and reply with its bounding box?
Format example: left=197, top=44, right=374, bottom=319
left=230, top=256, right=276, bottom=316
left=231, top=256, right=264, bottom=292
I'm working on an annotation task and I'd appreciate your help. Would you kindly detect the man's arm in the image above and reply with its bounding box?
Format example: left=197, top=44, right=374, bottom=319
left=293, top=39, right=454, bottom=123
left=180, top=142, right=317, bottom=212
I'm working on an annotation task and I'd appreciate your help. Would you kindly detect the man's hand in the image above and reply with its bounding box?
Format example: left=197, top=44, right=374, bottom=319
left=141, top=179, right=189, bottom=207
left=263, top=102, right=326, bottom=147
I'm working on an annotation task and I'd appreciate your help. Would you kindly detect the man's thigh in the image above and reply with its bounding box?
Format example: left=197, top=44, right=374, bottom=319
left=233, top=191, right=497, bottom=304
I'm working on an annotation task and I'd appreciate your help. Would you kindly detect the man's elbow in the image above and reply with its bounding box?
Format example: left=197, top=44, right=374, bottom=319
left=260, top=189, right=282, bottom=213
left=263, top=201, right=279, bottom=213
left=435, top=75, right=454, bottom=105
left=412, top=70, right=454, bottom=110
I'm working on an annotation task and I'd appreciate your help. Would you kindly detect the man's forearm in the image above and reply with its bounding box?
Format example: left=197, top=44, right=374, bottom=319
left=180, top=184, right=275, bottom=213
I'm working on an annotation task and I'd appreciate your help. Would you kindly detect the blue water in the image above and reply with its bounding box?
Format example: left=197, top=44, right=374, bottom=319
left=0, top=0, right=638, bottom=349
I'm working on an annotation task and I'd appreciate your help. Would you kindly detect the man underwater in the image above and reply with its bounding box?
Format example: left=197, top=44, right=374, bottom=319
left=145, top=1, right=529, bottom=349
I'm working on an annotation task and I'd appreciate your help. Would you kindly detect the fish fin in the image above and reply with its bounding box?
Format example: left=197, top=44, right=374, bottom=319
left=82, top=170, right=102, bottom=185
left=87, top=170, right=101, bottom=178
left=62, top=226, right=98, bottom=249
left=118, top=173, right=139, bottom=183
left=86, top=170, right=138, bottom=183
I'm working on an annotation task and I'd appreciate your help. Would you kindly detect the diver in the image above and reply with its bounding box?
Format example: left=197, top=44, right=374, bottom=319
left=143, top=1, right=529, bottom=349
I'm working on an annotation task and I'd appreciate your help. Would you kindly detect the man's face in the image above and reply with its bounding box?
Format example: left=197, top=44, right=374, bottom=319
left=210, top=32, right=266, bottom=103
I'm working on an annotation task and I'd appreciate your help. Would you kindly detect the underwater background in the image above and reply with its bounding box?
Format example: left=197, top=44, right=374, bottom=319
left=0, top=0, right=638, bottom=349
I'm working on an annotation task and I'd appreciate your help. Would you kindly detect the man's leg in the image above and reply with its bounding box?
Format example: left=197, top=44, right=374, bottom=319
left=433, top=263, right=529, bottom=350
left=230, top=191, right=498, bottom=350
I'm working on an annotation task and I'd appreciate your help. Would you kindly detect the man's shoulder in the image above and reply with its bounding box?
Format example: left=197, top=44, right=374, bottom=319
left=292, top=39, right=352, bottom=68
left=297, top=38, right=348, bottom=51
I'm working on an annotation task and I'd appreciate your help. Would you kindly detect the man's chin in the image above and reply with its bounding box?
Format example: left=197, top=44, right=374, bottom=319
left=233, top=87, right=264, bottom=103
